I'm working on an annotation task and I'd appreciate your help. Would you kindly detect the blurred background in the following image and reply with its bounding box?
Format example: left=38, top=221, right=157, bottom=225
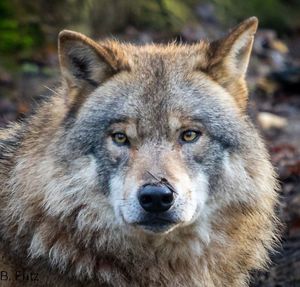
left=0, top=1, right=299, bottom=286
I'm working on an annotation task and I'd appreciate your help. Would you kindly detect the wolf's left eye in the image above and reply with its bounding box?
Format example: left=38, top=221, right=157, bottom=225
left=112, top=132, right=129, bottom=146
left=180, top=130, right=201, bottom=143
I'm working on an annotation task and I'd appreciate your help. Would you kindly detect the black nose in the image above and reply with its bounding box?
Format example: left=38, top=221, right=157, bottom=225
left=138, top=184, right=175, bottom=213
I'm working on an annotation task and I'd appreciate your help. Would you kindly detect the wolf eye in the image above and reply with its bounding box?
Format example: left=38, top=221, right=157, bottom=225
left=180, top=130, right=201, bottom=143
left=112, top=132, right=129, bottom=146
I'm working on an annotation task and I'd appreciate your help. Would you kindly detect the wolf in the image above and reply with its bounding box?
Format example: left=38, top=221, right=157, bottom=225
left=0, top=17, right=279, bottom=287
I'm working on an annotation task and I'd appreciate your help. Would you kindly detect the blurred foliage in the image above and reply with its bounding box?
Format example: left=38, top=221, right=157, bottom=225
left=212, top=0, right=300, bottom=33
left=124, top=0, right=195, bottom=32
left=0, top=1, right=43, bottom=56
left=0, top=0, right=300, bottom=67
left=0, top=0, right=197, bottom=55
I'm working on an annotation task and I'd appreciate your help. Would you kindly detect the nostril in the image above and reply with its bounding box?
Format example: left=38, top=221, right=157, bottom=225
left=162, top=193, right=174, bottom=204
left=140, top=194, right=152, bottom=205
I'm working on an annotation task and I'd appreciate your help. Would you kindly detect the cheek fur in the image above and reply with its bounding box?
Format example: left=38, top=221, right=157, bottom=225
left=109, top=170, right=143, bottom=226
left=109, top=174, right=126, bottom=225
left=174, top=170, right=209, bottom=223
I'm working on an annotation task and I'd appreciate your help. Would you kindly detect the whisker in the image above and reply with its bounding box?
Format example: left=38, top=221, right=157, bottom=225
left=44, top=85, right=60, bottom=96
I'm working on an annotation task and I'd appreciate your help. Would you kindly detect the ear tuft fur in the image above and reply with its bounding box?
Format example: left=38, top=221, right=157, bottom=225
left=209, top=17, right=258, bottom=75
left=58, top=30, right=130, bottom=95
left=205, top=17, right=258, bottom=110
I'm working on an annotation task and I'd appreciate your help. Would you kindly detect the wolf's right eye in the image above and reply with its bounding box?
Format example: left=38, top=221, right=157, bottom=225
left=112, top=132, right=129, bottom=146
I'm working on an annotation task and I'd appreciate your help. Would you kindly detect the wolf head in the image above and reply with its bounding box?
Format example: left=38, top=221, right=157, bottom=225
left=2, top=18, right=279, bottom=284
left=50, top=17, right=265, bottom=237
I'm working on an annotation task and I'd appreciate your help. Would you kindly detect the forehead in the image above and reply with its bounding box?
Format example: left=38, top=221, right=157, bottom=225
left=89, top=50, right=237, bottom=118
left=78, top=44, right=242, bottom=144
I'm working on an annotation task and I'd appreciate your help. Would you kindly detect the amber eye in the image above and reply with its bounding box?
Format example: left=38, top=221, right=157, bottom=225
left=112, top=132, right=129, bottom=145
left=180, top=130, right=201, bottom=143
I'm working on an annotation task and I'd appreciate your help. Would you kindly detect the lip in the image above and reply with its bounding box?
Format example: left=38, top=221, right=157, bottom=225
left=134, top=216, right=178, bottom=233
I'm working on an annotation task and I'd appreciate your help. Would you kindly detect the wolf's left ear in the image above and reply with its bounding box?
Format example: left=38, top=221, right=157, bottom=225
left=205, top=17, right=258, bottom=110
left=58, top=30, right=129, bottom=103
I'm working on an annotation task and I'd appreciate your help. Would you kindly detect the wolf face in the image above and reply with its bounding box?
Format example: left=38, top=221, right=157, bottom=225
left=87, top=67, right=243, bottom=235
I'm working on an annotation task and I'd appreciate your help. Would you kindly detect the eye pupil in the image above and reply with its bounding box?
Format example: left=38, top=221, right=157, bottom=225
left=185, top=131, right=193, bottom=139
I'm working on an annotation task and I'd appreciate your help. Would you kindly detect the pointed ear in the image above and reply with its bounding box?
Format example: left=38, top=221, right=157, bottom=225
left=58, top=30, right=130, bottom=104
left=205, top=17, right=258, bottom=110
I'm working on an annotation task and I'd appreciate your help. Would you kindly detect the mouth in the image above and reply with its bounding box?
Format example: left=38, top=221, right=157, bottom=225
left=134, top=215, right=178, bottom=233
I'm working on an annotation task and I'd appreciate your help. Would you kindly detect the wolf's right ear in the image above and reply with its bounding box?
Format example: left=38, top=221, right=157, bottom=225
left=58, top=30, right=129, bottom=102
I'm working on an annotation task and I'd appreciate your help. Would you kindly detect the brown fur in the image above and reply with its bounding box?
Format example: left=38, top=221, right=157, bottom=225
left=0, top=17, right=279, bottom=286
